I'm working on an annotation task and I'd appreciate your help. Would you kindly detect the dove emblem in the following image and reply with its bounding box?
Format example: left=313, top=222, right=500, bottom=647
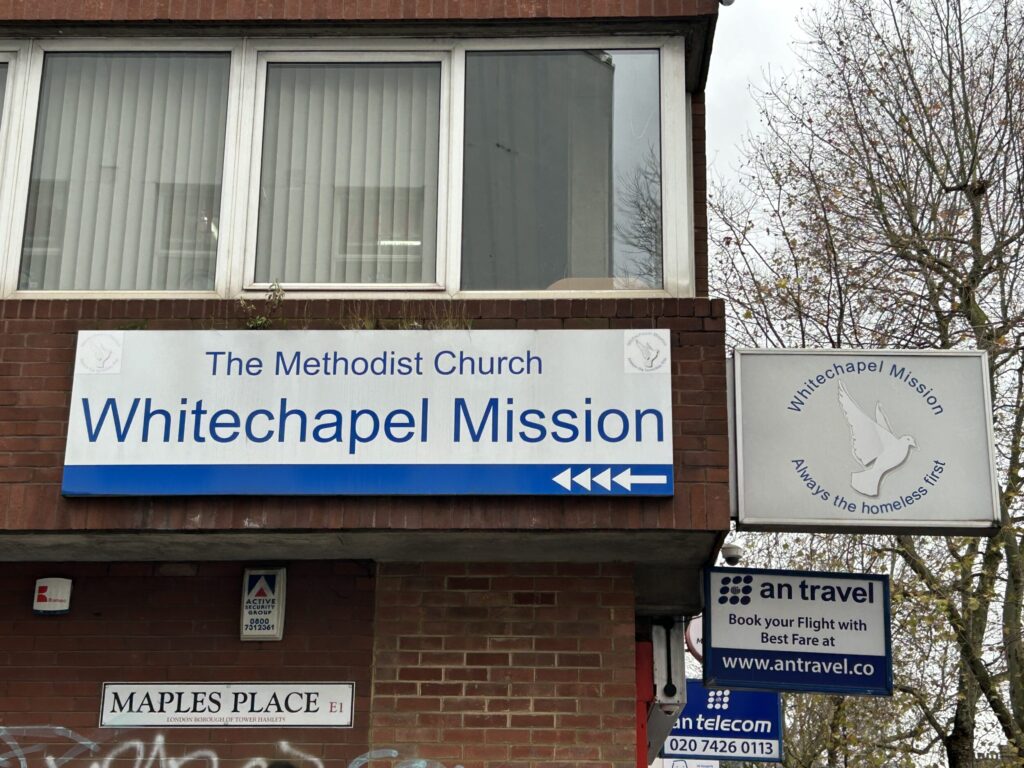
left=635, top=340, right=661, bottom=370
left=838, top=380, right=917, bottom=497
left=624, top=331, right=668, bottom=373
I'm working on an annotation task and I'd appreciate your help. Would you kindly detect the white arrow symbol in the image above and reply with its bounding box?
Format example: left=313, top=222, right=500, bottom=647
left=553, top=468, right=573, bottom=490
left=593, top=469, right=612, bottom=490
left=573, top=468, right=592, bottom=490
left=613, top=469, right=668, bottom=491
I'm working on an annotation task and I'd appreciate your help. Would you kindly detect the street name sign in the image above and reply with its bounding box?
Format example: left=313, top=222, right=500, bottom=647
left=662, top=680, right=782, bottom=763
left=704, top=567, right=892, bottom=696
left=63, top=329, right=673, bottom=497
left=733, top=349, right=999, bottom=533
left=99, top=682, right=354, bottom=727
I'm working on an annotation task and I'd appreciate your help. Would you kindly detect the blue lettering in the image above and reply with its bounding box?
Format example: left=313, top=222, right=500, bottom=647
left=82, top=397, right=140, bottom=442
left=454, top=397, right=497, bottom=442
left=276, top=351, right=300, bottom=375
left=142, top=398, right=171, bottom=443
left=597, top=409, right=629, bottom=442
left=518, top=409, right=547, bottom=443
left=635, top=408, right=664, bottom=442
left=209, top=409, right=241, bottom=443
left=434, top=351, right=456, bottom=375
left=384, top=409, right=417, bottom=443
left=550, top=409, right=579, bottom=443
left=348, top=409, right=380, bottom=454
left=312, top=410, right=343, bottom=443
left=244, top=409, right=274, bottom=443
left=277, top=399, right=307, bottom=442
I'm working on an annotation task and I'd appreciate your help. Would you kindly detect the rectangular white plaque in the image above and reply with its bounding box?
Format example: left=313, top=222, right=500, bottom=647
left=100, top=682, right=354, bottom=727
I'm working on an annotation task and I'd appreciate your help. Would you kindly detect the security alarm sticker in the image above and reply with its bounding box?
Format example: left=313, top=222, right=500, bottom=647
left=662, top=680, right=782, bottom=763
left=99, top=682, right=353, bottom=727
left=33, top=578, right=73, bottom=615
left=704, top=567, right=892, bottom=696
left=733, top=350, right=999, bottom=532
left=241, top=568, right=286, bottom=641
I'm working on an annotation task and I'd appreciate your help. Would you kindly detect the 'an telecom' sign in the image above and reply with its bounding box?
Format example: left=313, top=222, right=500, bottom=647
left=662, top=680, right=782, bottom=763
left=704, top=567, right=892, bottom=696
left=63, top=329, right=673, bottom=497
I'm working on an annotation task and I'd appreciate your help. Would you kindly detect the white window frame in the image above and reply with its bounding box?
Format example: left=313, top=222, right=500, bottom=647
left=239, top=48, right=451, bottom=294
left=0, top=38, right=244, bottom=298
left=0, top=35, right=693, bottom=300
left=0, top=43, right=30, bottom=286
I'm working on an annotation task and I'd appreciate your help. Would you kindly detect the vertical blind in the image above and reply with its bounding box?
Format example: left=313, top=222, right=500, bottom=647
left=255, top=62, right=441, bottom=285
left=19, top=52, right=230, bottom=291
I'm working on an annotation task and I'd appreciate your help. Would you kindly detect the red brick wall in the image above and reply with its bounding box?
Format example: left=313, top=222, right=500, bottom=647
left=370, top=562, right=636, bottom=768
left=0, top=560, right=375, bottom=766
left=0, top=0, right=718, bottom=23
left=0, top=298, right=729, bottom=534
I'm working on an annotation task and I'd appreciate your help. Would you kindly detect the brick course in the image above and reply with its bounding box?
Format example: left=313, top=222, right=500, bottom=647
left=0, top=0, right=718, bottom=22
left=0, top=298, right=729, bottom=534
left=371, top=562, right=636, bottom=768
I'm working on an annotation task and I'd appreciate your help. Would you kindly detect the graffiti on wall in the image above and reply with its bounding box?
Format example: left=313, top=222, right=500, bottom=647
left=0, top=728, right=462, bottom=768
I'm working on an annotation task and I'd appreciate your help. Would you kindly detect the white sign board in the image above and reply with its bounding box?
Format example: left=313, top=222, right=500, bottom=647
left=99, top=682, right=354, bottom=727
left=704, top=568, right=891, bottom=696
left=64, top=330, right=673, bottom=497
left=734, top=349, right=999, bottom=532
left=241, top=568, right=286, bottom=641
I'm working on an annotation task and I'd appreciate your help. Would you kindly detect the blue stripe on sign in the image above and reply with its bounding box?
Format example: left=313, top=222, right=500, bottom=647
left=61, top=464, right=674, bottom=497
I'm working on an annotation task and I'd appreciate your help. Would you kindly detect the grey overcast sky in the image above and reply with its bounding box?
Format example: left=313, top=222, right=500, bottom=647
left=705, top=0, right=827, bottom=176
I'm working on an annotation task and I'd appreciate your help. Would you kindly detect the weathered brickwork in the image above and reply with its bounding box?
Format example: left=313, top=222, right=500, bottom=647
left=371, top=562, right=637, bottom=768
left=0, top=298, right=728, bottom=534
left=0, top=560, right=375, bottom=763
left=0, top=0, right=718, bottom=23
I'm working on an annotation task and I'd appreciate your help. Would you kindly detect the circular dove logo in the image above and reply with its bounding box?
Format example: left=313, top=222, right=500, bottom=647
left=78, top=333, right=123, bottom=374
left=625, top=331, right=668, bottom=373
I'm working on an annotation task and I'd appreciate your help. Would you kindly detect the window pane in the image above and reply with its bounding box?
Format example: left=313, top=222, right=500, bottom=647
left=462, top=50, right=662, bottom=291
left=19, top=52, right=230, bottom=291
left=255, top=62, right=441, bottom=285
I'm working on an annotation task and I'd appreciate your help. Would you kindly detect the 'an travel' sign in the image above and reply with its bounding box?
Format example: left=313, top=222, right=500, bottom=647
left=704, top=567, right=892, bottom=696
left=63, top=330, right=673, bottom=496
left=733, top=349, right=999, bottom=533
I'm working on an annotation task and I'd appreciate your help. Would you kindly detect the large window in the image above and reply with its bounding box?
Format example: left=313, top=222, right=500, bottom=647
left=19, top=52, right=230, bottom=291
left=0, top=38, right=691, bottom=297
left=462, top=50, right=662, bottom=291
left=254, top=59, right=441, bottom=286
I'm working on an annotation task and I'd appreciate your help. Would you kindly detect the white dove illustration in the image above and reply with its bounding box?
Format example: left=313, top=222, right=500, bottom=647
left=837, top=380, right=917, bottom=497
left=635, top=340, right=661, bottom=369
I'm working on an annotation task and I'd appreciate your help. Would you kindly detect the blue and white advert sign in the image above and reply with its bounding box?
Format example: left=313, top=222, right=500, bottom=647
left=662, top=680, right=783, bottom=763
left=704, top=567, right=892, bottom=696
left=63, top=329, right=673, bottom=497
